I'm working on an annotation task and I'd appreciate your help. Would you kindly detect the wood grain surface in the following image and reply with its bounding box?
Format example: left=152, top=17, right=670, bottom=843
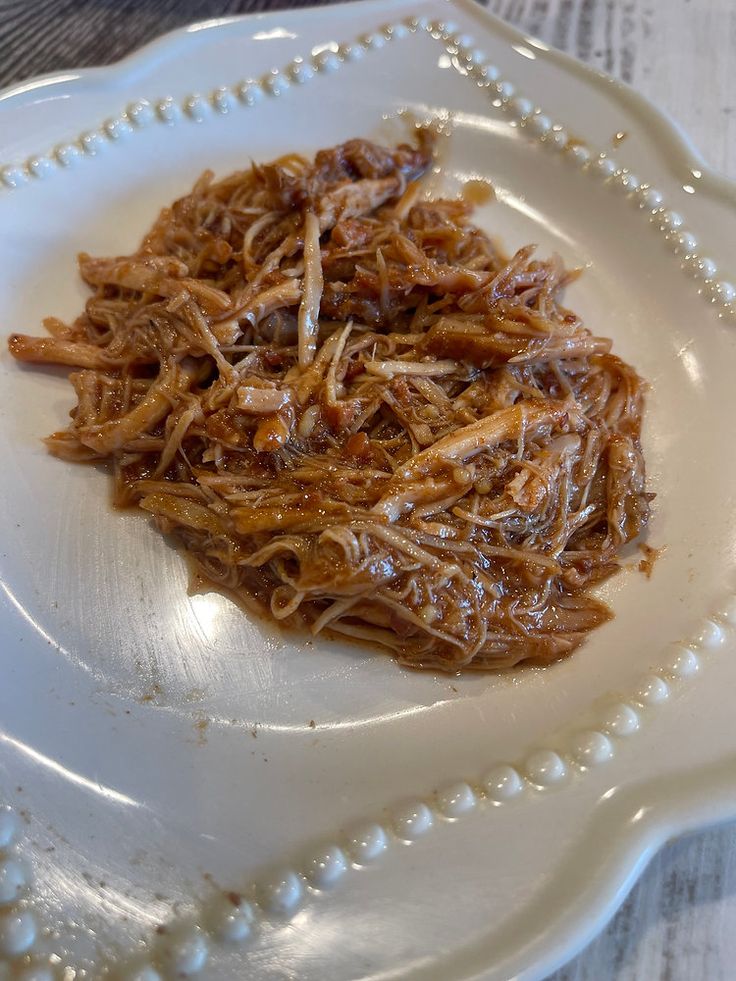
left=1, top=1, right=735, bottom=978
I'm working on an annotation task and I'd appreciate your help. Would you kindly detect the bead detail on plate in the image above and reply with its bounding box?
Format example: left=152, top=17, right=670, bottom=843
left=524, top=750, right=566, bottom=786
left=600, top=703, right=640, bottom=737
left=482, top=764, right=524, bottom=800
left=26, top=156, right=54, bottom=179
left=715, top=595, right=736, bottom=626
left=570, top=731, right=614, bottom=767
left=526, top=113, right=552, bottom=137
left=471, top=62, right=500, bottom=84
left=660, top=209, right=685, bottom=231
left=386, top=23, right=409, bottom=41
left=546, top=126, right=569, bottom=149
left=467, top=47, right=489, bottom=66
left=0, top=909, right=37, bottom=957
left=304, top=845, right=349, bottom=888
left=1, top=165, right=29, bottom=188
left=79, top=130, right=106, bottom=155
left=592, top=155, right=617, bottom=178
left=690, top=619, right=725, bottom=649
left=236, top=81, right=264, bottom=105
left=313, top=50, right=341, bottom=73
left=102, top=116, right=133, bottom=140
left=160, top=925, right=209, bottom=976
left=508, top=96, right=534, bottom=120
left=211, top=86, right=237, bottom=113
left=339, top=42, right=364, bottom=61
left=671, top=230, right=698, bottom=255
left=435, top=781, right=477, bottom=818
left=617, top=170, right=640, bottom=192
left=54, top=143, right=83, bottom=167
left=208, top=896, right=254, bottom=944
left=567, top=143, right=592, bottom=166
left=0, top=857, right=29, bottom=906
left=358, top=32, right=386, bottom=50
left=635, top=674, right=670, bottom=705
left=708, top=280, right=736, bottom=304
left=345, top=822, right=388, bottom=864
left=155, top=98, right=180, bottom=124
left=392, top=801, right=434, bottom=840
left=665, top=646, right=700, bottom=679
left=686, top=254, right=717, bottom=280
left=262, top=71, right=290, bottom=97
left=127, top=100, right=155, bottom=127
left=257, top=868, right=303, bottom=916
left=287, top=59, right=315, bottom=84
left=0, top=807, right=21, bottom=850
left=639, top=186, right=664, bottom=209
left=495, top=79, right=515, bottom=100
left=183, top=95, right=210, bottom=121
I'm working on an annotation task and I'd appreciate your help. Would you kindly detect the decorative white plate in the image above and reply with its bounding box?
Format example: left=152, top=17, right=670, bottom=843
left=2, top=0, right=736, bottom=977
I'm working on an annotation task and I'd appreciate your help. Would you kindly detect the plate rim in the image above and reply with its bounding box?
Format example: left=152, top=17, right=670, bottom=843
left=1, top=0, right=735, bottom=209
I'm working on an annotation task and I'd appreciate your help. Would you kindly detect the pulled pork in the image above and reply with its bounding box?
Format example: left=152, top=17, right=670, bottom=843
left=8, top=131, right=651, bottom=671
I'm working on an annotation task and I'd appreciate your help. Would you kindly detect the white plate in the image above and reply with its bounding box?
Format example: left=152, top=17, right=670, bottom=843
left=2, top=1, right=736, bottom=977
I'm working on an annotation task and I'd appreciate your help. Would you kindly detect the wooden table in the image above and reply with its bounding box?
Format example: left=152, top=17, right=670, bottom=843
left=2, top=1, right=734, bottom=978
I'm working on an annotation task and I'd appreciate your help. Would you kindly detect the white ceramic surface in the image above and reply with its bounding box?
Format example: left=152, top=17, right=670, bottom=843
left=1, top=1, right=736, bottom=978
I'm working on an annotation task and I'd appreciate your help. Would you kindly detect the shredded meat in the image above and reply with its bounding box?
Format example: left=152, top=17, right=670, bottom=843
left=7, top=131, right=652, bottom=671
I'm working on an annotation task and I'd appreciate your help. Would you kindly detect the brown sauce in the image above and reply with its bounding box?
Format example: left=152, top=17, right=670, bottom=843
left=638, top=543, right=663, bottom=579
left=462, top=178, right=495, bottom=205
